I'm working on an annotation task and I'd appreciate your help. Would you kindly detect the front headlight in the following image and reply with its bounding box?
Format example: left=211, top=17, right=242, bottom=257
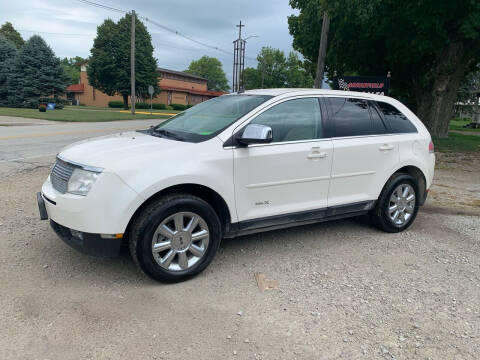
left=67, top=168, right=100, bottom=196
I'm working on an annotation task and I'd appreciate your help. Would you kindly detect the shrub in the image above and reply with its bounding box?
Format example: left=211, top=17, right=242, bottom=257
left=170, top=103, right=188, bottom=111
left=38, top=104, right=46, bottom=112
left=135, top=102, right=148, bottom=109
left=166, top=105, right=173, bottom=110
left=108, top=101, right=125, bottom=108
left=152, top=103, right=166, bottom=110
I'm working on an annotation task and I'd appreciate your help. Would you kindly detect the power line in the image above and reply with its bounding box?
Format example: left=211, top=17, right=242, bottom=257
left=74, top=0, right=126, bottom=14
left=18, top=29, right=94, bottom=37
left=139, top=16, right=232, bottom=56
left=72, top=0, right=257, bottom=61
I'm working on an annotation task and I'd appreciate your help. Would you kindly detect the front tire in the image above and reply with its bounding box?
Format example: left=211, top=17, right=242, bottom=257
left=371, top=173, right=419, bottom=233
left=129, top=194, right=222, bottom=283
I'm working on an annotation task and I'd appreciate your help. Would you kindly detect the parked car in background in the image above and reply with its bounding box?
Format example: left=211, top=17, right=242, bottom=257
left=38, top=89, right=435, bottom=282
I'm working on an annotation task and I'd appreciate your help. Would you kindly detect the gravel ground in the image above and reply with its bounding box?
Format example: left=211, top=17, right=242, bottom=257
left=0, top=154, right=479, bottom=360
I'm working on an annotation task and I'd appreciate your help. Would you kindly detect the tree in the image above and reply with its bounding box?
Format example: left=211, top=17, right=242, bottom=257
left=242, top=47, right=313, bottom=89
left=0, top=36, right=17, bottom=106
left=8, top=35, right=68, bottom=107
left=60, top=56, right=87, bottom=84
left=288, top=0, right=480, bottom=137
left=0, top=22, right=24, bottom=49
left=185, top=56, right=229, bottom=91
left=88, top=14, right=159, bottom=109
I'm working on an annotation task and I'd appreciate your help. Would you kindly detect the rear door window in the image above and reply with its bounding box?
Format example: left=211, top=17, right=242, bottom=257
left=328, top=97, right=372, bottom=137
left=376, top=101, right=417, bottom=133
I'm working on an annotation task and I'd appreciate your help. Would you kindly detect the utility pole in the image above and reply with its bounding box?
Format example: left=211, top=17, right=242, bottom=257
left=130, top=10, right=136, bottom=114
left=233, top=21, right=246, bottom=92
left=314, top=12, right=330, bottom=89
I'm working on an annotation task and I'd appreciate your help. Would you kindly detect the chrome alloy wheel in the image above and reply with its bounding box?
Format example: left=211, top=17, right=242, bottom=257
left=151, top=212, right=209, bottom=272
left=388, top=184, right=416, bottom=226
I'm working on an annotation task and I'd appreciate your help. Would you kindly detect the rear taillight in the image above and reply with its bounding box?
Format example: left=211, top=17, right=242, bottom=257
left=428, top=141, right=434, bottom=154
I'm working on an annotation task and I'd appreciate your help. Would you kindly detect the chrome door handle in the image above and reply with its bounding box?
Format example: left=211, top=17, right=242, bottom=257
left=308, top=151, right=328, bottom=159
left=379, top=144, right=394, bottom=151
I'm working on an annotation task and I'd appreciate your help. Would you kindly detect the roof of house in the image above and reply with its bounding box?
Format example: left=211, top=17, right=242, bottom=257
left=160, top=85, right=226, bottom=97
left=65, top=83, right=85, bottom=93
left=157, top=68, right=207, bottom=81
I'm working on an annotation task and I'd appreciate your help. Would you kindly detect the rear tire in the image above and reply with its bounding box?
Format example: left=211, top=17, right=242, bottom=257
left=129, top=193, right=222, bottom=283
left=371, top=173, right=419, bottom=233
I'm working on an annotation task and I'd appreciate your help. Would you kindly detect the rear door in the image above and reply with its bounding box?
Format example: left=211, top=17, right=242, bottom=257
left=325, top=96, right=400, bottom=206
left=233, top=97, right=333, bottom=221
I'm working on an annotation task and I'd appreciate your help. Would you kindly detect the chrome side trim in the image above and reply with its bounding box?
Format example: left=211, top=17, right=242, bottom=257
left=57, top=155, right=104, bottom=173
left=331, top=170, right=376, bottom=179
left=246, top=175, right=331, bottom=189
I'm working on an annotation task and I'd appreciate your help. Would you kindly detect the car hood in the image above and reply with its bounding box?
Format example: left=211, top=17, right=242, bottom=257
left=59, top=131, right=194, bottom=172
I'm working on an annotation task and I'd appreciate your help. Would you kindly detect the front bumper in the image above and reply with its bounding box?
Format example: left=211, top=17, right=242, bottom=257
left=50, top=220, right=122, bottom=257
left=40, top=171, right=144, bottom=234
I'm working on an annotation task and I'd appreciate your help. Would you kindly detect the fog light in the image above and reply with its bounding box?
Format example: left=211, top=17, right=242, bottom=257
left=70, top=229, right=83, bottom=240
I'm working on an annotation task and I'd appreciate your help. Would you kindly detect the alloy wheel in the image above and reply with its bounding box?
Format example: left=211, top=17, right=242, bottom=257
left=151, top=211, right=210, bottom=272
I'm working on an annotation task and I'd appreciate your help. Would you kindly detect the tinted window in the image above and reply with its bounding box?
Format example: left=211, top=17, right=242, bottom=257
left=370, top=105, right=387, bottom=134
left=376, top=101, right=417, bottom=133
left=250, top=98, right=322, bottom=142
left=328, top=97, right=372, bottom=137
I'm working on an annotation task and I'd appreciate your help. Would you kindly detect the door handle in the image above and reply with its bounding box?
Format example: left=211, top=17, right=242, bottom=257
left=307, top=149, right=328, bottom=159
left=379, top=144, right=394, bottom=151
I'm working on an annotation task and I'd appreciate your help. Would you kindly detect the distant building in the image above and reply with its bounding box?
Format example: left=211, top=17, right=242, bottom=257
left=66, top=65, right=225, bottom=107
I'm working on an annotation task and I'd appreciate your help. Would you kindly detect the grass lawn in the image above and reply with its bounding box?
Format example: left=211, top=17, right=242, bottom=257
left=433, top=132, right=480, bottom=152
left=450, top=117, right=480, bottom=132
left=0, top=106, right=177, bottom=122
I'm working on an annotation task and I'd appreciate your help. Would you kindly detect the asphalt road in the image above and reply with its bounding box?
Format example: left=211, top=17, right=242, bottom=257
left=0, top=116, right=162, bottom=175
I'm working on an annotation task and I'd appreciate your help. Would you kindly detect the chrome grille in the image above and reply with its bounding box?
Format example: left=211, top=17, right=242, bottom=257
left=51, top=159, right=74, bottom=194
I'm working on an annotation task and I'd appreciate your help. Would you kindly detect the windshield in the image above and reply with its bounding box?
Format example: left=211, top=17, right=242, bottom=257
left=152, top=95, right=272, bottom=142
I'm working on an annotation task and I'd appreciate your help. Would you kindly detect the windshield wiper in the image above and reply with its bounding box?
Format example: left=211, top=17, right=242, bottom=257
left=151, top=128, right=185, bottom=141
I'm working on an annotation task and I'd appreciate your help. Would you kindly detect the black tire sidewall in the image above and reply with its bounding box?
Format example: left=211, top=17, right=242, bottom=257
left=134, top=196, right=222, bottom=283
left=375, top=174, right=420, bottom=232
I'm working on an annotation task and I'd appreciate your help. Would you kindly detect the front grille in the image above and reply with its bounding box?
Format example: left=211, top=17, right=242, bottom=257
left=51, top=159, right=74, bottom=193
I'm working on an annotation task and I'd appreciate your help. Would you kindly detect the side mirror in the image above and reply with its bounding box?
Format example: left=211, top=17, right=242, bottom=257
left=238, top=124, right=273, bottom=145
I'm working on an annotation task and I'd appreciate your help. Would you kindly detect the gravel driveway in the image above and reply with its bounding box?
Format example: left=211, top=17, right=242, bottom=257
left=0, top=153, right=478, bottom=360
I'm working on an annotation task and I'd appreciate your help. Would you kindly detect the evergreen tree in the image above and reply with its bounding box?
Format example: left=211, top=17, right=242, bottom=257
left=8, top=35, right=68, bottom=107
left=0, top=35, right=17, bottom=106
left=88, top=14, right=159, bottom=109
left=0, top=22, right=24, bottom=49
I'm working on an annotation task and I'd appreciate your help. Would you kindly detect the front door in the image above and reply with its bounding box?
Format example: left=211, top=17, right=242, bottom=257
left=233, top=97, right=333, bottom=222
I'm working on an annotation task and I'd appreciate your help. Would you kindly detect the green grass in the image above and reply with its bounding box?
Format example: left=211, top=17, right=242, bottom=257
left=0, top=107, right=176, bottom=122
left=449, top=117, right=480, bottom=132
left=433, top=132, right=480, bottom=152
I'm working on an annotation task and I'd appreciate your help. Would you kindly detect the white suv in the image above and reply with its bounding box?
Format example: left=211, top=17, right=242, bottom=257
left=38, top=89, right=435, bottom=282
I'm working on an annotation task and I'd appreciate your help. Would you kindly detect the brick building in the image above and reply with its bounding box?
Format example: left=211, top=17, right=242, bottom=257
left=66, top=65, right=225, bottom=107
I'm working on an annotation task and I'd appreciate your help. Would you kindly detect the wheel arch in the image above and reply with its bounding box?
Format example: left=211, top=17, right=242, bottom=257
left=387, top=165, right=427, bottom=205
left=124, top=183, right=232, bottom=242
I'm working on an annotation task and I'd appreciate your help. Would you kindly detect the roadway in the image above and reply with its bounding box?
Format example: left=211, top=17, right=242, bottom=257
left=0, top=116, right=163, bottom=176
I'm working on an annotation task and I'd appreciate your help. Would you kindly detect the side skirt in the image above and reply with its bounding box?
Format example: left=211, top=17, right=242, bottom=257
left=224, top=200, right=375, bottom=238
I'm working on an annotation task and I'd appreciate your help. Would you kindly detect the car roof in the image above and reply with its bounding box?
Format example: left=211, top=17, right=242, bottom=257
left=232, top=88, right=390, bottom=101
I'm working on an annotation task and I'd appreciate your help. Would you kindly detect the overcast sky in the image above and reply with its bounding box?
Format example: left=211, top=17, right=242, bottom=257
left=0, top=0, right=299, bottom=87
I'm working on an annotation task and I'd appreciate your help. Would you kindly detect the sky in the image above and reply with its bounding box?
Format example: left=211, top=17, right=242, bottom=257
left=0, top=0, right=300, bottom=87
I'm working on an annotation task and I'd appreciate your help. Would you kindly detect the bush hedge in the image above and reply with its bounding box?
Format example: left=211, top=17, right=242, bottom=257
left=108, top=101, right=125, bottom=108
left=22, top=97, right=65, bottom=109
left=170, top=103, right=188, bottom=111
left=109, top=101, right=169, bottom=110
left=152, top=103, right=166, bottom=110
